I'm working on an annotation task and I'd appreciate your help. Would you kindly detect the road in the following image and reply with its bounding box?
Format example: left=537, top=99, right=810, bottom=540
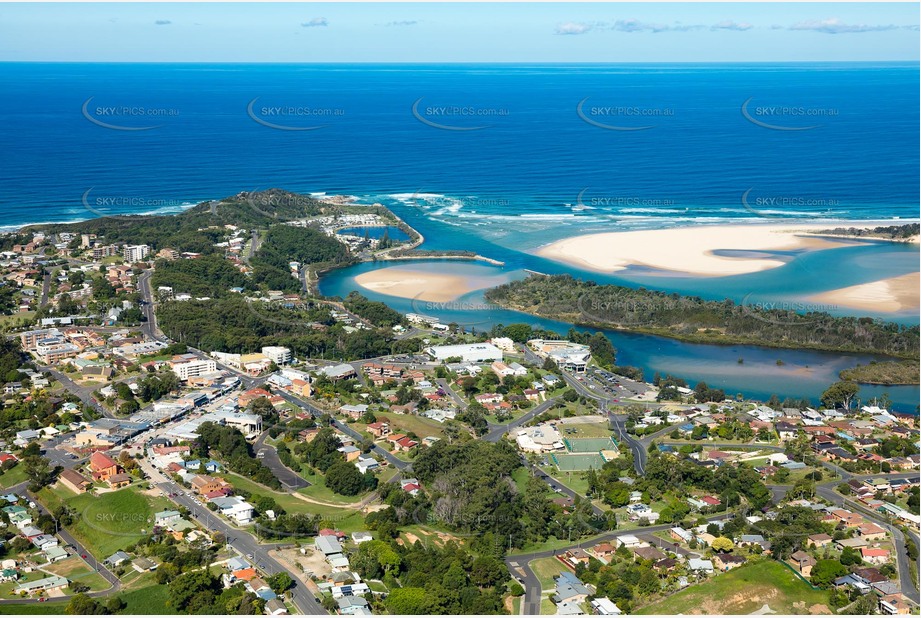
left=137, top=459, right=326, bottom=615
left=435, top=378, right=468, bottom=410
left=275, top=389, right=412, bottom=471
left=0, top=482, right=122, bottom=605
left=253, top=431, right=310, bottom=490
left=507, top=513, right=727, bottom=615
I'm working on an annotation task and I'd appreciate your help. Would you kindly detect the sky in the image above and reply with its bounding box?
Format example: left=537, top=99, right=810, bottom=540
left=0, top=3, right=918, bottom=63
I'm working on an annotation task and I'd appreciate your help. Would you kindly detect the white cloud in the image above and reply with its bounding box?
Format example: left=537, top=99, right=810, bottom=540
left=154, top=20, right=171, bottom=26
left=789, top=18, right=899, bottom=34
left=384, top=20, right=418, bottom=27
left=711, top=20, right=753, bottom=31
left=611, top=19, right=704, bottom=33
left=555, top=21, right=594, bottom=35
left=301, top=17, right=328, bottom=28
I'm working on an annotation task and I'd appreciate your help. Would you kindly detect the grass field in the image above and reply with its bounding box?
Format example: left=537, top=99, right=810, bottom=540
left=45, top=557, right=110, bottom=592
left=118, top=582, right=169, bottom=614
left=36, top=485, right=174, bottom=558
left=0, top=601, right=68, bottom=614
left=636, top=560, right=831, bottom=615
left=558, top=420, right=613, bottom=439
left=221, top=472, right=366, bottom=533
left=529, top=556, right=571, bottom=590
left=296, top=468, right=363, bottom=505
left=374, top=413, right=446, bottom=440
left=0, top=465, right=28, bottom=489
left=540, top=598, right=557, bottom=615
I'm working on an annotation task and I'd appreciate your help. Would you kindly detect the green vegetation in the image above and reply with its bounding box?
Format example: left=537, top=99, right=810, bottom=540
left=118, top=583, right=170, bottom=614
left=343, top=291, right=405, bottom=327
left=251, top=224, right=353, bottom=292
left=812, top=223, right=919, bottom=241
left=36, top=485, right=173, bottom=557
left=152, top=254, right=248, bottom=298
left=636, top=560, right=830, bottom=615
left=840, top=359, right=919, bottom=385
left=485, top=274, right=919, bottom=359
left=194, top=422, right=281, bottom=489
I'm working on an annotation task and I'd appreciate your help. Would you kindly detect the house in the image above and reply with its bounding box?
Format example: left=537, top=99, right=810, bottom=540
left=337, top=596, right=369, bottom=615
left=669, top=527, right=694, bottom=544
left=15, top=575, right=68, bottom=595
left=265, top=598, right=289, bottom=616
left=59, top=469, right=92, bottom=494
left=879, top=594, right=914, bottom=615
left=835, top=537, right=868, bottom=550
left=366, top=422, right=390, bottom=438
left=227, top=556, right=251, bottom=572
left=211, top=496, right=254, bottom=525
left=858, top=522, right=888, bottom=541
left=132, top=557, right=157, bottom=572
left=632, top=546, right=666, bottom=562
left=43, top=546, right=68, bottom=563
left=592, top=542, right=616, bottom=560
left=790, top=550, right=817, bottom=576
left=713, top=553, right=746, bottom=571
left=590, top=597, right=621, bottom=615
left=687, top=558, right=714, bottom=573
left=552, top=572, right=592, bottom=605
left=107, top=472, right=132, bottom=489
left=355, top=456, right=379, bottom=474
left=104, top=551, right=131, bottom=567
left=564, top=548, right=592, bottom=566
left=807, top=533, right=833, bottom=548
left=738, top=534, right=771, bottom=551
left=31, top=535, right=58, bottom=551
left=615, top=534, right=643, bottom=548
left=861, top=548, right=891, bottom=565
left=232, top=568, right=257, bottom=582
left=351, top=532, right=373, bottom=544
left=155, top=510, right=182, bottom=527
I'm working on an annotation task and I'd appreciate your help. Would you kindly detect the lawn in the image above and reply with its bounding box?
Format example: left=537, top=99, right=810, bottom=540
left=374, top=413, right=446, bottom=440
left=0, top=601, right=69, bottom=614
left=636, top=560, right=831, bottom=615
left=296, top=468, right=364, bottom=506
left=36, top=485, right=174, bottom=559
left=220, top=472, right=366, bottom=533
left=558, top=421, right=614, bottom=439
left=45, top=557, right=110, bottom=592
left=529, top=556, right=571, bottom=590
left=539, top=598, right=557, bottom=615
left=0, top=465, right=28, bottom=489
left=117, top=582, right=170, bottom=614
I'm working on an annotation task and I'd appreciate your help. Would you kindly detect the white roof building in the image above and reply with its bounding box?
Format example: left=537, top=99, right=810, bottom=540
left=426, top=343, right=503, bottom=363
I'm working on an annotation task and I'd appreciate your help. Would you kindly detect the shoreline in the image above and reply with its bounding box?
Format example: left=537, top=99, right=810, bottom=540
left=353, top=266, right=509, bottom=303
left=534, top=221, right=919, bottom=279
left=808, top=272, right=920, bottom=314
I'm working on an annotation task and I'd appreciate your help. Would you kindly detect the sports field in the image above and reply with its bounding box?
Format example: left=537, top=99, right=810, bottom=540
left=565, top=437, right=616, bottom=452
left=552, top=453, right=606, bottom=471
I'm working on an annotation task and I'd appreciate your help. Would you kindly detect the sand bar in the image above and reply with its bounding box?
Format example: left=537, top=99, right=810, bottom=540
left=807, top=272, right=920, bottom=314
left=535, top=223, right=905, bottom=277
left=354, top=267, right=506, bottom=303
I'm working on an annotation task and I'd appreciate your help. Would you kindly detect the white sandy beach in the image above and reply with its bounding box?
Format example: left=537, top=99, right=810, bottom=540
left=354, top=267, right=506, bottom=303
left=535, top=223, right=916, bottom=277
left=808, top=272, right=920, bottom=314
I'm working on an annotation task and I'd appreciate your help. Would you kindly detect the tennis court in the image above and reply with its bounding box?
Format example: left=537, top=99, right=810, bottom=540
left=566, top=437, right=617, bottom=452
left=552, top=452, right=606, bottom=471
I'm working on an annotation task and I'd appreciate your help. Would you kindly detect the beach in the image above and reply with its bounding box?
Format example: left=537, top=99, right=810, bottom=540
left=535, top=223, right=913, bottom=277
left=353, top=266, right=507, bottom=302
left=808, top=272, right=920, bottom=314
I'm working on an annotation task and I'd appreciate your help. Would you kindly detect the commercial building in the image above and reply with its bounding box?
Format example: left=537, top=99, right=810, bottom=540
left=123, top=244, right=150, bottom=263
left=425, top=342, right=503, bottom=363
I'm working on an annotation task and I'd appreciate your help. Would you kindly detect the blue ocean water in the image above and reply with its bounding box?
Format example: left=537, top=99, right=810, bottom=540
left=1, top=62, right=917, bottom=409
left=0, top=62, right=917, bottom=228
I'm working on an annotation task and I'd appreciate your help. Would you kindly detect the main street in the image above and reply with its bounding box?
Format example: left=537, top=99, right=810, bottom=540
left=137, top=459, right=326, bottom=615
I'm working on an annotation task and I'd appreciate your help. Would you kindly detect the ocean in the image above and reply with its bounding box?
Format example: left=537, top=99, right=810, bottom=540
left=1, top=62, right=918, bottom=410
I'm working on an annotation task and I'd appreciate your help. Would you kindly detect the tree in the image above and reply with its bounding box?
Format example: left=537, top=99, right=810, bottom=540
left=509, top=582, right=524, bottom=597
left=325, top=461, right=366, bottom=496
left=66, top=593, right=105, bottom=615
left=820, top=381, right=859, bottom=410
left=384, top=587, right=430, bottom=614
left=711, top=537, right=734, bottom=552
left=811, top=559, right=847, bottom=587
left=104, top=596, right=126, bottom=613
left=267, top=572, right=293, bottom=593
left=23, top=455, right=56, bottom=492
left=839, top=546, right=862, bottom=567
